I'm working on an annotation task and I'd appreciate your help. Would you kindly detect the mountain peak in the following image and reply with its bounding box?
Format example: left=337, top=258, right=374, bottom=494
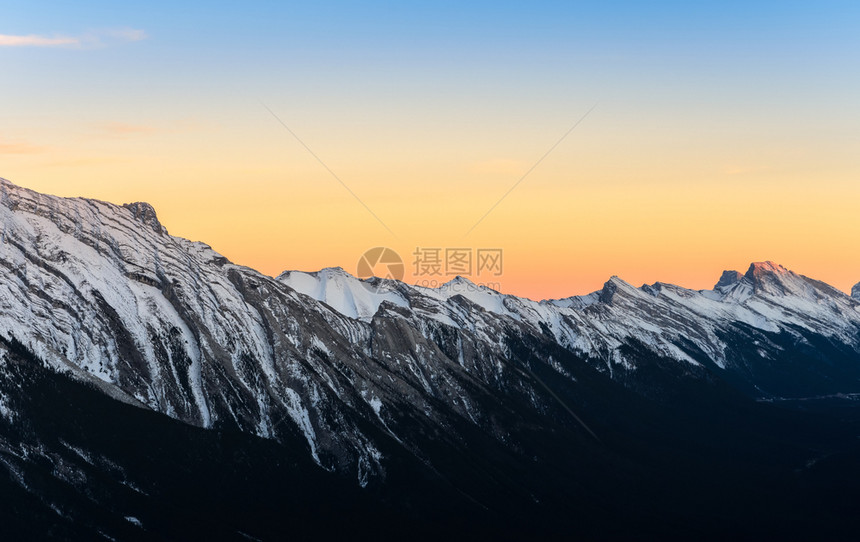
left=714, top=270, right=744, bottom=293
left=122, top=201, right=164, bottom=234
left=852, top=282, right=860, bottom=300
left=443, top=275, right=475, bottom=287
left=598, top=276, right=634, bottom=304
left=318, top=266, right=352, bottom=277
left=745, top=261, right=789, bottom=279
left=741, top=262, right=798, bottom=295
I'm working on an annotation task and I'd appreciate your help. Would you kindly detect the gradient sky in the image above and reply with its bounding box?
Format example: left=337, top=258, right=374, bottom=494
left=2, top=1, right=859, bottom=300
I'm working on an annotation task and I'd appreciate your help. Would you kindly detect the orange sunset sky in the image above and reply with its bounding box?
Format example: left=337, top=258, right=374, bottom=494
left=2, top=2, right=859, bottom=300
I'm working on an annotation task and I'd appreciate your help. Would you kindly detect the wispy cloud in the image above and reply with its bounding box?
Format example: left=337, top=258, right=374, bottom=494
left=0, top=27, right=147, bottom=49
left=0, top=34, right=79, bottom=47
left=102, top=28, right=147, bottom=43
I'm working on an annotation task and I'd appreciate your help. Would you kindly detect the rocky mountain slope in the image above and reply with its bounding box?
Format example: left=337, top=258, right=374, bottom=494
left=1, top=177, right=860, bottom=539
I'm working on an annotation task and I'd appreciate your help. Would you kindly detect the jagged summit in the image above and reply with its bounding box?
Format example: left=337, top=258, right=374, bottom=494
left=598, top=276, right=640, bottom=305
left=122, top=201, right=164, bottom=234
left=745, top=260, right=790, bottom=278
left=440, top=275, right=479, bottom=290
left=279, top=266, right=351, bottom=278
left=714, top=270, right=744, bottom=293
left=0, top=177, right=170, bottom=238
left=317, top=265, right=350, bottom=275
left=599, top=277, right=620, bottom=304
left=739, top=261, right=801, bottom=296
left=853, top=282, right=860, bottom=300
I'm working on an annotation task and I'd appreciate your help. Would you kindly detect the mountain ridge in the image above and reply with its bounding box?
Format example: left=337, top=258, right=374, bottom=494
left=3, top=178, right=856, bottom=303
left=2, top=177, right=860, bottom=538
left=2, top=175, right=859, bottom=398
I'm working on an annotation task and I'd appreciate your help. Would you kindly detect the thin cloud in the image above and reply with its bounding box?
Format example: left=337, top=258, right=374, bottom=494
left=103, top=28, right=147, bottom=42
left=0, top=27, right=147, bottom=49
left=0, top=34, right=79, bottom=47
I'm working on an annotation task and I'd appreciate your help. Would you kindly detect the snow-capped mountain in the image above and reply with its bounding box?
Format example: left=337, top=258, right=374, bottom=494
left=1, top=177, right=860, bottom=540
left=282, top=257, right=860, bottom=397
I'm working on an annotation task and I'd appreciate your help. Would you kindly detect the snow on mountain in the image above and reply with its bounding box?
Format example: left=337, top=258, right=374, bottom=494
left=0, top=178, right=389, bottom=479
left=2, top=176, right=860, bottom=488
left=277, top=267, right=408, bottom=320
left=281, top=256, right=860, bottom=373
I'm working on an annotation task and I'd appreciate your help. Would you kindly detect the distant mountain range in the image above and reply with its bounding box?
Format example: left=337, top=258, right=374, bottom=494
left=1, top=177, right=859, bottom=540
